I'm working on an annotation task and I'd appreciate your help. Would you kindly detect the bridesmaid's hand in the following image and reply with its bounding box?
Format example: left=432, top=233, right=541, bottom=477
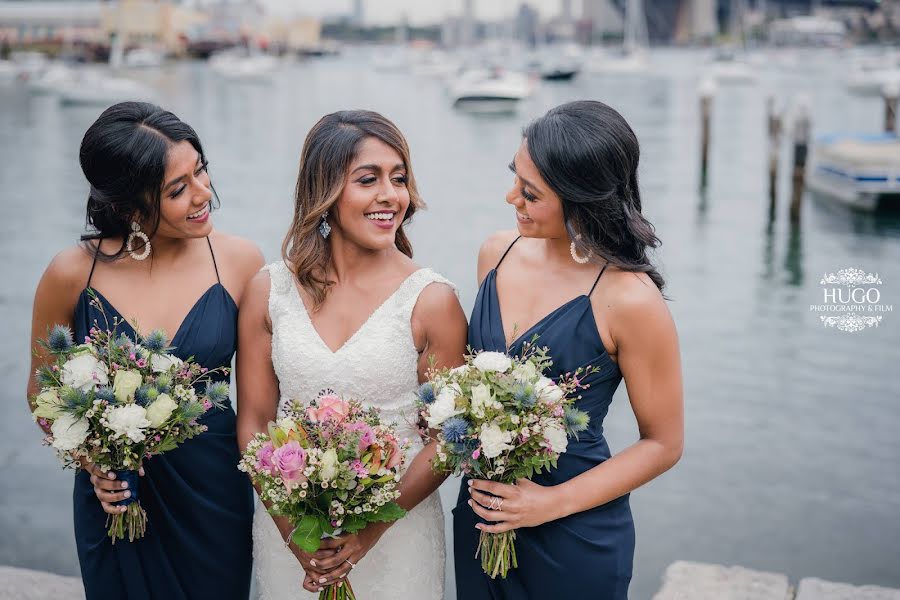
left=467, top=478, right=565, bottom=533
left=80, top=457, right=144, bottom=515
left=300, top=522, right=391, bottom=591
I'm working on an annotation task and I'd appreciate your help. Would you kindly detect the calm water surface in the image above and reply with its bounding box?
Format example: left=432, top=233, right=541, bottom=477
left=1, top=48, right=898, bottom=599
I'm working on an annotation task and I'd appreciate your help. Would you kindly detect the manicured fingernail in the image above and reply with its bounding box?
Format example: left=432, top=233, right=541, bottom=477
left=467, top=480, right=472, bottom=487
left=121, top=482, right=128, bottom=489
left=108, top=473, right=116, bottom=479
left=467, top=500, right=473, bottom=506
left=476, top=524, right=483, bottom=530
left=319, top=577, right=326, bottom=584
left=124, top=491, right=131, bottom=499
left=310, top=559, right=316, bottom=566
left=338, top=582, right=343, bottom=588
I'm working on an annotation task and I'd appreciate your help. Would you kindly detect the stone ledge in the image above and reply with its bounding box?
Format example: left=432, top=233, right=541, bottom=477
left=653, top=561, right=792, bottom=600
left=0, top=566, right=84, bottom=600
left=796, top=577, right=900, bottom=600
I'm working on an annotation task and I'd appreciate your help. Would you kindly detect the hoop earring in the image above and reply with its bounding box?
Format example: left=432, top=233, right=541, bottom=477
left=126, top=221, right=151, bottom=261
left=319, top=211, right=332, bottom=239
left=570, top=234, right=592, bottom=265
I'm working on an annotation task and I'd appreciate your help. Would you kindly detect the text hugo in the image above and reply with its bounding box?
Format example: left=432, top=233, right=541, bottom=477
left=823, top=287, right=881, bottom=304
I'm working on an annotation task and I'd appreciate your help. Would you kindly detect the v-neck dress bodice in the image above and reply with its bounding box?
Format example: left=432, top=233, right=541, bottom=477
left=71, top=242, right=253, bottom=600
left=251, top=260, right=453, bottom=600
left=453, top=241, right=634, bottom=600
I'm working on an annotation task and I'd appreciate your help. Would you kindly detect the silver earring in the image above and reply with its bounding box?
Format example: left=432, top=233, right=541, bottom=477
left=126, top=221, right=151, bottom=261
left=319, top=211, right=331, bottom=239
left=570, top=234, right=592, bottom=264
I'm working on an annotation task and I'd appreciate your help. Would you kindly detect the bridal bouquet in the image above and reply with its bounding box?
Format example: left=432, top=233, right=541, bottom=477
left=30, top=297, right=229, bottom=542
left=417, top=340, right=595, bottom=579
left=239, top=391, right=409, bottom=600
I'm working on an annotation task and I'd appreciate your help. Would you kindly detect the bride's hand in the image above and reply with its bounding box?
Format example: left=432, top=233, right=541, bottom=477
left=300, top=522, right=391, bottom=591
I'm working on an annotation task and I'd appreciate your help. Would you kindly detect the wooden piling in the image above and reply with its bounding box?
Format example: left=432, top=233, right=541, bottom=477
left=767, top=96, right=782, bottom=220
left=790, top=99, right=811, bottom=223
left=699, top=79, right=715, bottom=191
left=883, top=81, right=899, bottom=134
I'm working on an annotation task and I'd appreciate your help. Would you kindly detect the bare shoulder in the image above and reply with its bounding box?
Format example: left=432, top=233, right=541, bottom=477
left=209, top=230, right=265, bottom=275
left=415, top=279, right=462, bottom=317
left=238, top=268, right=273, bottom=325
left=597, top=268, right=673, bottom=340
left=477, top=230, right=519, bottom=283
left=41, top=244, right=95, bottom=296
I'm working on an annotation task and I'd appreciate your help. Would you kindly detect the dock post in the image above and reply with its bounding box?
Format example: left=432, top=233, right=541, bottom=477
left=883, top=81, right=899, bottom=133
left=790, top=98, right=811, bottom=223
left=767, top=96, right=782, bottom=220
left=699, top=78, right=715, bottom=191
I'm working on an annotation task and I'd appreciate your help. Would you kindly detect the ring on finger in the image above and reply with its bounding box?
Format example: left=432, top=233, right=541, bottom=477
left=497, top=498, right=504, bottom=512
left=488, top=497, right=499, bottom=510
left=345, top=559, right=356, bottom=569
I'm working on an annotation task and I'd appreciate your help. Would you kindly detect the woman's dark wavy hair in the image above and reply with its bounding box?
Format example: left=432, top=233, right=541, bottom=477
left=79, top=101, right=217, bottom=259
left=523, top=100, right=665, bottom=292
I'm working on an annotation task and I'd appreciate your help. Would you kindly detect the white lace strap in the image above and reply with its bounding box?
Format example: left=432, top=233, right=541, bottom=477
left=394, top=268, right=458, bottom=317
left=261, top=260, right=294, bottom=321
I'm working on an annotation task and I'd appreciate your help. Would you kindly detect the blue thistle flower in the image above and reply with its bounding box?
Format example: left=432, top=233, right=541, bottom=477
left=155, top=374, right=172, bottom=394
left=513, top=384, right=537, bottom=408
left=205, top=382, right=230, bottom=407
left=442, top=416, right=469, bottom=444
left=142, top=330, right=168, bottom=353
left=47, top=325, right=74, bottom=353
left=113, top=334, right=133, bottom=353
left=134, top=385, right=159, bottom=406
left=95, top=386, right=116, bottom=403
left=564, top=407, right=590, bottom=438
left=60, top=386, right=91, bottom=412
left=417, top=382, right=436, bottom=405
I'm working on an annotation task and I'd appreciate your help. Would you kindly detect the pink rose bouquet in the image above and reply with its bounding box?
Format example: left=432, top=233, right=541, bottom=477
left=239, top=390, right=409, bottom=600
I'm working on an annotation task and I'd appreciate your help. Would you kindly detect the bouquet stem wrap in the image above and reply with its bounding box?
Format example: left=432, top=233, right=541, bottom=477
left=477, top=529, right=518, bottom=579
left=108, top=469, right=146, bottom=542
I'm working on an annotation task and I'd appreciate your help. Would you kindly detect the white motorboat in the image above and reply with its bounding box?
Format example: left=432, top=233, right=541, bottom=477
left=57, top=71, right=155, bottom=105
left=807, top=133, right=900, bottom=212
left=587, top=0, right=649, bottom=75
left=449, top=68, right=532, bottom=113
left=209, top=51, right=278, bottom=82
left=26, top=63, right=77, bottom=95
left=124, top=47, right=165, bottom=68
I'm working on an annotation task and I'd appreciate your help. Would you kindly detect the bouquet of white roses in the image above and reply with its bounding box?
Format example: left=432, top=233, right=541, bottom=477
left=417, top=339, right=595, bottom=579
left=30, top=293, right=229, bottom=542
left=239, top=390, right=409, bottom=600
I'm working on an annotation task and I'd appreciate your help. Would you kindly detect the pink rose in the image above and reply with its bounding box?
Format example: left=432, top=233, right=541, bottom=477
left=346, top=422, right=376, bottom=454
left=272, top=441, right=307, bottom=489
left=255, top=441, right=278, bottom=476
left=306, top=395, right=350, bottom=424
left=383, top=434, right=403, bottom=470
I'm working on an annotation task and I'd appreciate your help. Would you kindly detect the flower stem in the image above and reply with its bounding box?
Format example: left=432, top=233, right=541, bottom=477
left=475, top=529, right=517, bottom=579
left=318, top=578, right=356, bottom=600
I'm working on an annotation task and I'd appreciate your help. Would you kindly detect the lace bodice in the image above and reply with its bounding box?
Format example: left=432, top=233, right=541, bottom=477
left=253, top=260, right=452, bottom=600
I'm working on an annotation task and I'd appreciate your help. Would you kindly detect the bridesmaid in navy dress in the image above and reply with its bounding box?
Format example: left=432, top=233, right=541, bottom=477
left=454, top=101, right=684, bottom=599
left=27, top=102, right=264, bottom=599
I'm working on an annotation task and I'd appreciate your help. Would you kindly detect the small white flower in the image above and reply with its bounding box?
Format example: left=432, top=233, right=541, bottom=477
left=541, top=421, right=569, bottom=454
left=472, top=352, right=512, bottom=373
left=425, top=387, right=462, bottom=428
left=61, top=354, right=109, bottom=391
left=150, top=353, right=183, bottom=373
left=535, top=377, right=564, bottom=404
left=105, top=404, right=150, bottom=443
left=479, top=422, right=514, bottom=458
left=50, top=414, right=90, bottom=451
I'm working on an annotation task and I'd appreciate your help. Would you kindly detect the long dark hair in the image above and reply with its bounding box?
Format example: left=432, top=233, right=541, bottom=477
left=523, top=100, right=665, bottom=292
left=282, top=109, right=424, bottom=310
left=79, top=101, right=217, bottom=259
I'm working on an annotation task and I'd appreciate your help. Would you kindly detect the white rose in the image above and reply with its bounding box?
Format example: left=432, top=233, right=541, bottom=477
left=470, top=383, right=500, bottom=420
left=51, top=414, right=90, bottom=451
left=425, top=387, right=462, bottom=428
left=478, top=422, right=514, bottom=458
left=105, top=404, right=150, bottom=443
left=540, top=421, right=569, bottom=454
left=449, top=365, right=470, bottom=377
left=61, top=354, right=109, bottom=391
left=472, top=351, right=512, bottom=373
left=511, top=361, right=538, bottom=382
left=33, top=389, right=64, bottom=419
left=320, top=448, right=339, bottom=480
left=145, top=393, right=177, bottom=428
left=150, top=353, right=184, bottom=373
left=535, top=377, right=564, bottom=404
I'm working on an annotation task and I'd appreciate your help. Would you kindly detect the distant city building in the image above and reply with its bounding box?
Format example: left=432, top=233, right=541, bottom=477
left=515, top=2, right=539, bottom=46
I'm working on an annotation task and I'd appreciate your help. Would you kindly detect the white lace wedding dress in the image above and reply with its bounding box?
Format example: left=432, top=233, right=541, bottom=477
left=252, top=260, right=450, bottom=600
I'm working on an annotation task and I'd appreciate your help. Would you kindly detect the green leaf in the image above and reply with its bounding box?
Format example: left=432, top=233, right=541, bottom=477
left=290, top=514, right=324, bottom=553
left=370, top=502, right=407, bottom=524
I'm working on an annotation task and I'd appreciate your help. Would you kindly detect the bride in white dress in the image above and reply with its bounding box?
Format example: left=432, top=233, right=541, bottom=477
left=236, top=110, right=467, bottom=599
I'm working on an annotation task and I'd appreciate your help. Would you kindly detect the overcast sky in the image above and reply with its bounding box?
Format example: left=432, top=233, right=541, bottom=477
left=262, top=0, right=571, bottom=25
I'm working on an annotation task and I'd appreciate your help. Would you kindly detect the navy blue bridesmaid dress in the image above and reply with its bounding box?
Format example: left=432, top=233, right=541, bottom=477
left=454, top=236, right=635, bottom=599
left=71, top=239, right=254, bottom=600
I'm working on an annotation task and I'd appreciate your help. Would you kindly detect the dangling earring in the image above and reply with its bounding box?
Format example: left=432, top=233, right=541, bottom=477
left=570, top=234, right=592, bottom=264
left=126, top=221, right=151, bottom=261
left=319, top=211, right=332, bottom=239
